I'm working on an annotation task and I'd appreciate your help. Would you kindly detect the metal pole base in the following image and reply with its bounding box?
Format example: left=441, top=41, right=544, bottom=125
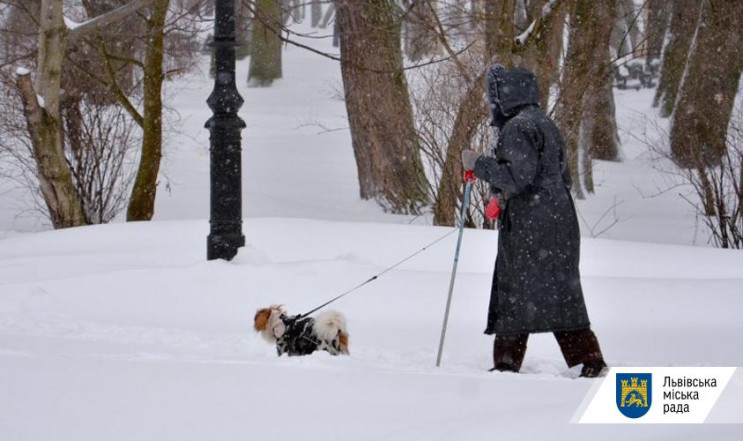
left=207, top=232, right=246, bottom=261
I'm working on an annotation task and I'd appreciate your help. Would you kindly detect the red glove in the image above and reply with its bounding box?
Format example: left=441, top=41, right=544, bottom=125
left=485, top=196, right=502, bottom=220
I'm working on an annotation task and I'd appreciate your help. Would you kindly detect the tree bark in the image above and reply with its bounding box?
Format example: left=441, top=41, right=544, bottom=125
left=484, top=0, right=517, bottom=65
left=670, top=0, right=743, bottom=168
left=248, top=0, right=282, bottom=87
left=22, top=0, right=87, bottom=228
left=555, top=0, right=616, bottom=198
left=622, top=0, right=641, bottom=52
left=611, top=0, right=640, bottom=57
left=653, top=0, right=701, bottom=117
left=127, top=0, right=169, bottom=221
left=335, top=0, right=429, bottom=214
left=645, top=0, right=672, bottom=66
left=517, top=0, right=565, bottom=110
left=432, top=74, right=487, bottom=226
left=17, top=70, right=87, bottom=228
left=583, top=47, right=620, bottom=162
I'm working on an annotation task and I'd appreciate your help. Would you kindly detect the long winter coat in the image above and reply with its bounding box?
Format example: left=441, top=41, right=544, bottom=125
left=474, top=67, right=590, bottom=336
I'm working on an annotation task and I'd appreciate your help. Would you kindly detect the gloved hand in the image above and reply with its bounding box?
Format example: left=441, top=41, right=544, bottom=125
left=461, top=149, right=481, bottom=172
left=485, top=193, right=503, bottom=220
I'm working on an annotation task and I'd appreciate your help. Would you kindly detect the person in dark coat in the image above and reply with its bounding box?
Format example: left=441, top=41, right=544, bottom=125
left=461, top=65, right=607, bottom=378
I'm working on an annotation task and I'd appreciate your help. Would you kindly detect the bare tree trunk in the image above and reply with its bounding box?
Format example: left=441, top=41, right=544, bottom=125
left=653, top=0, right=701, bottom=117
left=249, top=0, right=282, bottom=87
left=583, top=49, right=620, bottom=162
left=18, top=0, right=87, bottom=228
left=321, top=3, right=335, bottom=29
left=289, top=0, right=303, bottom=22
left=645, top=0, right=672, bottom=66
left=235, top=0, right=252, bottom=60
left=612, top=0, right=640, bottom=57
left=623, top=0, right=641, bottom=52
left=670, top=0, right=743, bottom=168
left=556, top=0, right=588, bottom=199
left=555, top=0, right=616, bottom=198
left=538, top=2, right=565, bottom=112
left=334, top=0, right=429, bottom=214
left=432, top=74, right=487, bottom=226
left=127, top=0, right=169, bottom=221
left=17, top=71, right=87, bottom=228
left=611, top=1, right=631, bottom=57
left=311, top=0, right=322, bottom=27
left=484, top=0, right=517, bottom=64
left=518, top=0, right=565, bottom=110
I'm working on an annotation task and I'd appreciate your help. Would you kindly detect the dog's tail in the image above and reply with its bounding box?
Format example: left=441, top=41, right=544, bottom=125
left=314, top=310, right=350, bottom=355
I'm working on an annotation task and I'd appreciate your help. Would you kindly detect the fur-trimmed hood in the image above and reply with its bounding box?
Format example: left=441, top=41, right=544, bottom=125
left=493, top=66, right=541, bottom=117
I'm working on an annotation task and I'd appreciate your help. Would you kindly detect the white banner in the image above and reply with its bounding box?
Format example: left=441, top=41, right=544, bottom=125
left=573, top=367, right=741, bottom=424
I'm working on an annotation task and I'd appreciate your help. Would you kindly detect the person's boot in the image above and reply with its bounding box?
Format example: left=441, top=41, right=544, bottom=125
left=489, top=334, right=528, bottom=372
left=580, top=360, right=607, bottom=378
left=554, top=328, right=607, bottom=377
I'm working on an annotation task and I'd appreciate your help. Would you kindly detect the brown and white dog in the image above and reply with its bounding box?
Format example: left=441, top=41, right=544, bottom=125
left=254, top=305, right=349, bottom=356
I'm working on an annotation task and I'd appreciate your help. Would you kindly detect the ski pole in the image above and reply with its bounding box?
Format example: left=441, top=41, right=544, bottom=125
left=436, top=170, right=475, bottom=367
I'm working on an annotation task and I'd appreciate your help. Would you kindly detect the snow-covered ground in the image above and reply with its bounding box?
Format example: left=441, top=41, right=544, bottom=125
left=2, top=220, right=742, bottom=440
left=1, top=16, right=742, bottom=441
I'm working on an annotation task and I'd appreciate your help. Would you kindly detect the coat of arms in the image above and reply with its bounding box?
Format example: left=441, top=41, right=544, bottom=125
left=616, top=373, right=652, bottom=418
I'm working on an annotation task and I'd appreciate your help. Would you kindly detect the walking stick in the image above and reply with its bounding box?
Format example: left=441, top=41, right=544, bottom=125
left=436, top=171, right=475, bottom=367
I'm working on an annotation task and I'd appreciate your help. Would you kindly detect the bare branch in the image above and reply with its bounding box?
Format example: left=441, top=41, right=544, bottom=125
left=424, top=0, right=470, bottom=81
left=15, top=70, right=43, bottom=127
left=67, top=0, right=156, bottom=42
left=513, top=0, right=562, bottom=50
left=273, top=28, right=475, bottom=74
left=100, top=42, right=144, bottom=127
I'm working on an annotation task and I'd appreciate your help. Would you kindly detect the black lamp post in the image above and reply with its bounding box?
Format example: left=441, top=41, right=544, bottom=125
left=206, top=0, right=246, bottom=260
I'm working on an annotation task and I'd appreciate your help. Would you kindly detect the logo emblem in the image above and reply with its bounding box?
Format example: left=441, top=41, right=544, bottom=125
left=616, top=373, right=652, bottom=418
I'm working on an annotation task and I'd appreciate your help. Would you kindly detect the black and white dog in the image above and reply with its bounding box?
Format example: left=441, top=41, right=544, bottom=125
left=254, top=305, right=349, bottom=356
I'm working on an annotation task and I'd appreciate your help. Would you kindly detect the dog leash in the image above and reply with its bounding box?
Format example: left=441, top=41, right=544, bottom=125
left=298, top=226, right=461, bottom=318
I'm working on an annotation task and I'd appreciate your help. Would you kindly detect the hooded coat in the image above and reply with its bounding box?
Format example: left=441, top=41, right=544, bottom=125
left=474, top=67, right=590, bottom=336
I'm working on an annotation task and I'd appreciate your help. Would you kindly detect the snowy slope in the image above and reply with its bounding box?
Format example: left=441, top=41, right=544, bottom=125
left=2, top=220, right=743, bottom=440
